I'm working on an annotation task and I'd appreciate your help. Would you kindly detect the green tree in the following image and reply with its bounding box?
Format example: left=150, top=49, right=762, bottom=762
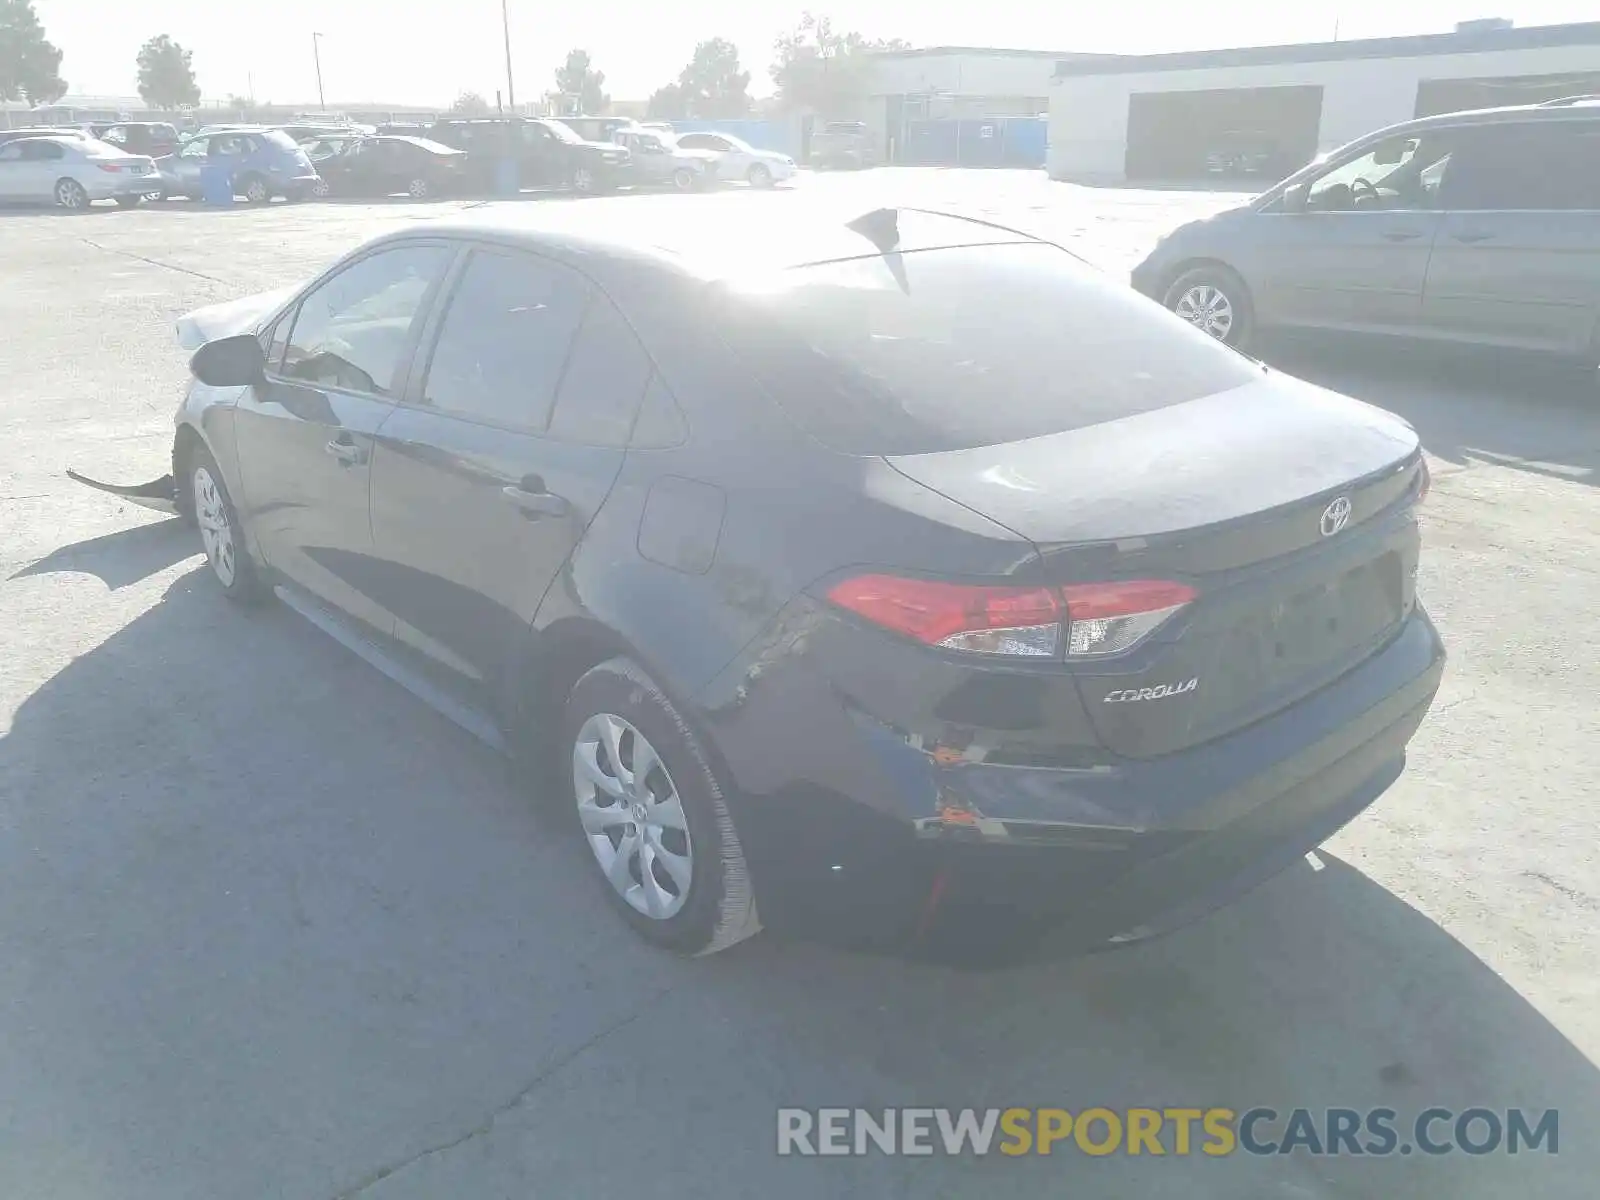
left=674, top=38, right=751, bottom=118
left=646, top=83, right=685, bottom=120
left=450, top=90, right=490, bottom=115
left=554, top=48, right=607, bottom=115
left=770, top=13, right=907, bottom=116
left=135, top=34, right=200, bottom=110
left=0, top=0, right=66, bottom=107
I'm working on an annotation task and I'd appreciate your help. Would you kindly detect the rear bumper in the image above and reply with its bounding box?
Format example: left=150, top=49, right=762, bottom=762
left=714, top=605, right=1444, bottom=952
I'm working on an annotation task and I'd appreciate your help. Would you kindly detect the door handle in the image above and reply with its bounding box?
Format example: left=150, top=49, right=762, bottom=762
left=1382, top=229, right=1422, bottom=242
left=324, top=438, right=363, bottom=466
left=501, top=476, right=569, bottom=518
left=1452, top=230, right=1495, bottom=244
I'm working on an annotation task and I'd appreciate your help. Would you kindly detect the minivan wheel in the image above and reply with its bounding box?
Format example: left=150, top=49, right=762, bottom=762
left=54, top=178, right=90, bottom=210
left=1163, top=265, right=1254, bottom=348
left=188, top=446, right=265, bottom=604
left=239, top=174, right=271, bottom=204
left=563, top=657, right=760, bottom=956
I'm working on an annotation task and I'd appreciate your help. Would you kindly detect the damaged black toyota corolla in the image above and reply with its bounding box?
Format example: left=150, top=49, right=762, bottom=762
left=74, top=203, right=1444, bottom=958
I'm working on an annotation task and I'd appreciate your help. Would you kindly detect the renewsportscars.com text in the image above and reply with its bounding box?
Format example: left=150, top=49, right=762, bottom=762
left=776, top=1106, right=1559, bottom=1157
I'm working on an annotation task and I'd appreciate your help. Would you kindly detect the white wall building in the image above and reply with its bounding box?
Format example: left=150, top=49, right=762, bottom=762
left=1049, top=20, right=1600, bottom=183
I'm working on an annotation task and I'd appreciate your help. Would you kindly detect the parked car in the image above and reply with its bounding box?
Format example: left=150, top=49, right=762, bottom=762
left=0, top=127, right=90, bottom=147
left=0, top=135, right=158, bottom=209
left=1133, top=102, right=1600, bottom=361
left=74, top=204, right=1442, bottom=958
left=554, top=115, right=642, bottom=144
left=610, top=128, right=717, bottom=190
left=674, top=131, right=796, bottom=186
left=154, top=128, right=319, bottom=203
left=311, top=135, right=466, bottom=199
left=89, top=121, right=180, bottom=158
left=810, top=120, right=877, bottom=169
left=1201, top=130, right=1290, bottom=179
left=301, top=134, right=364, bottom=165
left=426, top=117, right=629, bottom=193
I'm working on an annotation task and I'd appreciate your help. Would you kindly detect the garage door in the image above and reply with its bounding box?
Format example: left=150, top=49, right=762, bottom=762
left=1125, top=85, right=1323, bottom=182
left=1416, top=72, right=1600, bottom=116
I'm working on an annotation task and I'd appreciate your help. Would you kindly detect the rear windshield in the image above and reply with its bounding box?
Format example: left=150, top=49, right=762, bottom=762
left=716, top=242, right=1260, bottom=455
left=262, top=130, right=299, bottom=151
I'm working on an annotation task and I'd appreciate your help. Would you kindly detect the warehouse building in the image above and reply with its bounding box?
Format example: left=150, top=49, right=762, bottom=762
left=1049, top=20, right=1600, bottom=183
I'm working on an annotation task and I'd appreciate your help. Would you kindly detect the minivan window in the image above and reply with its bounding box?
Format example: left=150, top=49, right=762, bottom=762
left=421, top=249, right=588, bottom=430
left=1438, top=122, right=1600, bottom=211
left=718, top=242, right=1260, bottom=456
left=281, top=245, right=451, bottom=395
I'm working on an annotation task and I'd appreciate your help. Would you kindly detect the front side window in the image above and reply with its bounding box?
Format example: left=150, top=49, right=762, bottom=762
left=421, top=250, right=589, bottom=430
left=1303, top=132, right=1453, bottom=211
left=280, top=245, right=452, bottom=396
left=0, top=144, right=22, bottom=162
left=23, top=141, right=65, bottom=161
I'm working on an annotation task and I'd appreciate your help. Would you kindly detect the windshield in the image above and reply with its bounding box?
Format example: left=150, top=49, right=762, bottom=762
left=717, top=242, right=1259, bottom=455
left=540, top=120, right=583, bottom=145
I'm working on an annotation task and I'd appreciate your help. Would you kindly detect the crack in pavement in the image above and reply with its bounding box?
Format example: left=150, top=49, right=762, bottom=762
left=78, top=237, right=232, bottom=286
left=328, top=983, right=677, bottom=1199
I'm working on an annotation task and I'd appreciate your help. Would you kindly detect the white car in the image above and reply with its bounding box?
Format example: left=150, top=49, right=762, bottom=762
left=0, top=136, right=159, bottom=210
left=673, top=131, right=796, bottom=187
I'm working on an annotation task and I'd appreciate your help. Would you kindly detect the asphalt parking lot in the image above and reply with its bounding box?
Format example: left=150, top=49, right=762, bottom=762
left=1, top=169, right=1597, bottom=1198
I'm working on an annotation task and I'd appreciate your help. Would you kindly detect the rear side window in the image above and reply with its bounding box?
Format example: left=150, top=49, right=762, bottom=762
left=546, top=294, right=654, bottom=446
left=421, top=249, right=588, bottom=430
left=1438, top=122, right=1600, bottom=211
left=261, top=130, right=299, bottom=152
left=717, top=242, right=1260, bottom=455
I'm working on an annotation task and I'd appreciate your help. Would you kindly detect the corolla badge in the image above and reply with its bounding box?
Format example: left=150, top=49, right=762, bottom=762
left=1103, top=678, right=1198, bottom=704
left=1320, top=495, right=1353, bottom=537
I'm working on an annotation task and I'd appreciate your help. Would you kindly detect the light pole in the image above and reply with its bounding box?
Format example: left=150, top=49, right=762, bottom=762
left=500, top=0, right=516, bottom=112
left=311, top=32, right=327, bottom=111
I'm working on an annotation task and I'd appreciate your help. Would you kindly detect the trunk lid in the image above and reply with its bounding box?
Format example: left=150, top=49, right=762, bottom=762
left=175, top=284, right=299, bottom=351
left=887, top=373, right=1425, bottom=758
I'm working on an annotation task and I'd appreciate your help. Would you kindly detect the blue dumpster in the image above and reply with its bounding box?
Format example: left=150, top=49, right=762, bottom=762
left=200, top=161, right=233, bottom=206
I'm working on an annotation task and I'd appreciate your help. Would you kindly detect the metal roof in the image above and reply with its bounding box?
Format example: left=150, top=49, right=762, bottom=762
left=1054, top=20, right=1600, bottom=78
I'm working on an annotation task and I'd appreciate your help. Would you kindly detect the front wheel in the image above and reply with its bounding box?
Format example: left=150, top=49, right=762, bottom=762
left=563, top=657, right=761, bottom=956
left=187, top=446, right=266, bottom=604
left=571, top=166, right=597, bottom=194
left=1162, top=265, right=1254, bottom=349
left=407, top=176, right=431, bottom=200
left=747, top=163, right=773, bottom=188
left=310, top=176, right=331, bottom=199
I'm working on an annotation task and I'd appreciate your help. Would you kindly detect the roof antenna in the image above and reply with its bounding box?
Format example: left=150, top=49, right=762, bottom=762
left=847, top=207, right=900, bottom=253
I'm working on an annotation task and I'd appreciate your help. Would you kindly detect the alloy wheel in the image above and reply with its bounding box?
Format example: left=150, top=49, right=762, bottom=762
left=748, top=164, right=772, bottom=188
left=55, top=179, right=88, bottom=210
left=243, top=177, right=269, bottom=203
left=408, top=177, right=430, bottom=199
left=311, top=177, right=330, bottom=198
left=1173, top=283, right=1235, bottom=341
left=672, top=168, right=695, bottom=192
left=573, top=713, right=694, bottom=920
left=192, top=466, right=237, bottom=587
left=573, top=167, right=595, bottom=193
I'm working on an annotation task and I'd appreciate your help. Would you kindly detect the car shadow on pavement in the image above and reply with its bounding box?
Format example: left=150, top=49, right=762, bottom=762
left=9, top=517, right=192, bottom=590
left=2, top=552, right=1597, bottom=1199
left=1261, top=335, right=1600, bottom=488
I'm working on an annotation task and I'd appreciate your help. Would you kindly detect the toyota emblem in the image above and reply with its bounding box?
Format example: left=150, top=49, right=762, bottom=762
left=1320, top=496, right=1353, bottom=537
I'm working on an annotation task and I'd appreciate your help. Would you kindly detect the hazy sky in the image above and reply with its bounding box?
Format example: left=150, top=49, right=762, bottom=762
left=32, top=1, right=1599, bottom=106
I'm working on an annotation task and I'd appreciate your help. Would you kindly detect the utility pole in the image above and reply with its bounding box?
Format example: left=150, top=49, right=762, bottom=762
left=501, top=0, right=517, bottom=112
left=311, top=32, right=327, bottom=110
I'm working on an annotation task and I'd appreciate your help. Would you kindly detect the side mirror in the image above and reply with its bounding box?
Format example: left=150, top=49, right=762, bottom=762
left=1281, top=182, right=1310, bottom=212
left=190, top=333, right=265, bottom=388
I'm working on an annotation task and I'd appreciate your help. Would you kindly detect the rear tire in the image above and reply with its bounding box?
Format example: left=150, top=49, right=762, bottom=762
left=671, top=167, right=696, bottom=192
left=185, top=444, right=266, bottom=604
left=407, top=176, right=431, bottom=200
left=562, top=657, right=761, bottom=956
left=239, top=173, right=271, bottom=204
left=54, top=178, right=90, bottom=210
left=1162, top=264, right=1255, bottom=350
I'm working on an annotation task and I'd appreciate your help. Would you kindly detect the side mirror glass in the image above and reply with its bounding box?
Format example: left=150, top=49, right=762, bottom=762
left=1281, top=182, right=1310, bottom=212
left=190, top=333, right=266, bottom=388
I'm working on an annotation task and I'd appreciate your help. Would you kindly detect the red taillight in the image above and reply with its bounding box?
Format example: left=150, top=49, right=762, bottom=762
left=97, top=163, right=123, bottom=173
left=825, top=575, right=1063, bottom=657
left=825, top=575, right=1195, bottom=659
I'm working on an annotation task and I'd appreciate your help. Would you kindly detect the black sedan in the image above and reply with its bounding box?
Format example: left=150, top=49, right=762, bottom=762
left=311, top=134, right=466, bottom=200
left=74, top=202, right=1443, bottom=958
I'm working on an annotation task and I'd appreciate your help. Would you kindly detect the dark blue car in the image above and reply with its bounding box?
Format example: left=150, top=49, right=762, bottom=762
left=156, top=128, right=319, bottom=203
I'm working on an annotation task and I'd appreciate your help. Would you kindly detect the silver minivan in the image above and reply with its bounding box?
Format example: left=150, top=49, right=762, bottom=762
left=1133, top=101, right=1600, bottom=363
